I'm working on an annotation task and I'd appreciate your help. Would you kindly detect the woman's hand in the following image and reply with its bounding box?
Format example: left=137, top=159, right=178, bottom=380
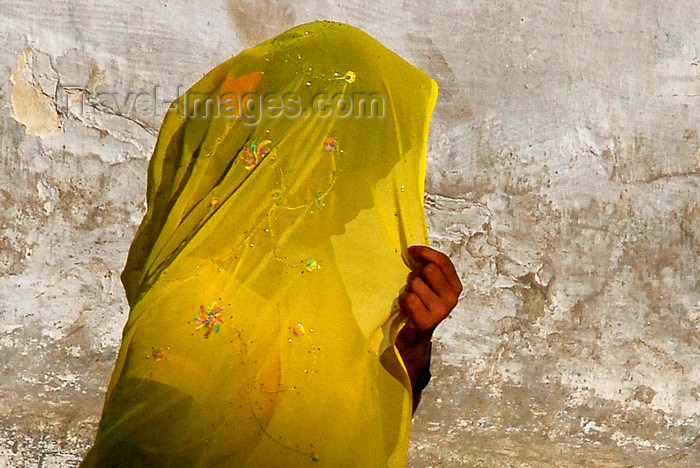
left=395, top=245, right=462, bottom=413
left=398, top=245, right=462, bottom=345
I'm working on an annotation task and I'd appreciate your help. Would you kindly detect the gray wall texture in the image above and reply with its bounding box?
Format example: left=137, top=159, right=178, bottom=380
left=1, top=1, right=699, bottom=466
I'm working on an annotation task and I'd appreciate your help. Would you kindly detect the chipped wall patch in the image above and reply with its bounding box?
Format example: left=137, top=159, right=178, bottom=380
left=10, top=49, right=61, bottom=137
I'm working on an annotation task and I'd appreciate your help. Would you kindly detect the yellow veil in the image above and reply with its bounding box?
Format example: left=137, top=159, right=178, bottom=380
left=81, top=20, right=438, bottom=467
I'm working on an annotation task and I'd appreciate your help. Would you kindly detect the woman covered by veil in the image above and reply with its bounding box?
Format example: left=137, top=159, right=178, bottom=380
left=81, top=20, right=462, bottom=468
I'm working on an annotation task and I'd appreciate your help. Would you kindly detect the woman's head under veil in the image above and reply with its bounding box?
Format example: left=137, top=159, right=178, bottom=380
left=82, top=20, right=438, bottom=468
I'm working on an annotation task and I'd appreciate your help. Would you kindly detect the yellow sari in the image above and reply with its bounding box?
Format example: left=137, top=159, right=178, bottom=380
left=81, top=20, right=438, bottom=467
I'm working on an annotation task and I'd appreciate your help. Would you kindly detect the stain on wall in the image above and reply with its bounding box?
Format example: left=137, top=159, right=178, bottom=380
left=1, top=1, right=698, bottom=466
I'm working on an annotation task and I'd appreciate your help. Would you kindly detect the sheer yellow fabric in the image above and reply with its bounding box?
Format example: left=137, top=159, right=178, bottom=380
left=81, top=20, right=438, bottom=468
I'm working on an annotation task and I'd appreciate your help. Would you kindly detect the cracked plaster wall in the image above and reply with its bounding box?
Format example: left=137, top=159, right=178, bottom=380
left=1, top=1, right=699, bottom=467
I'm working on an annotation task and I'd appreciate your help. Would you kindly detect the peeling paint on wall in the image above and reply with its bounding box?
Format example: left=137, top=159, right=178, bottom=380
left=10, top=49, right=61, bottom=136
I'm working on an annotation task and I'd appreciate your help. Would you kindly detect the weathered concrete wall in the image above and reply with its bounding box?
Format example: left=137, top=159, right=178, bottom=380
left=1, top=1, right=698, bottom=466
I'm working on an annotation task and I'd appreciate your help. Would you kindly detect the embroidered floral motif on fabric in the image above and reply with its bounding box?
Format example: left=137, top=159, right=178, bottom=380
left=323, top=137, right=336, bottom=152
left=194, top=302, right=225, bottom=338
left=310, top=450, right=320, bottom=462
left=239, top=139, right=272, bottom=171
left=292, top=322, right=306, bottom=337
left=151, top=348, right=166, bottom=360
